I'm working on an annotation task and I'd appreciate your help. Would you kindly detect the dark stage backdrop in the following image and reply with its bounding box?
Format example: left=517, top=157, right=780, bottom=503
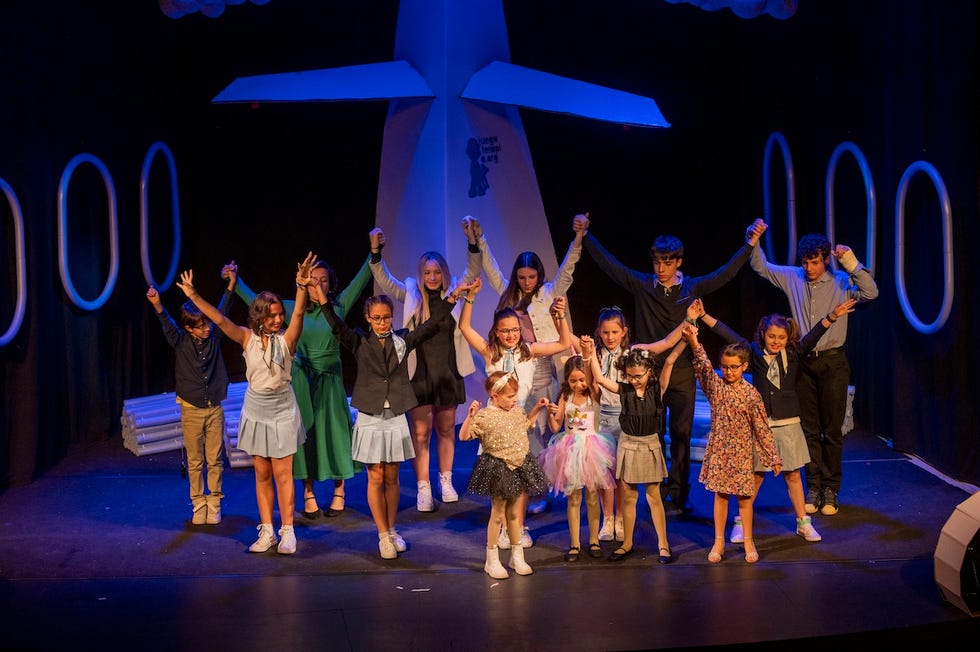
left=1, top=1, right=977, bottom=489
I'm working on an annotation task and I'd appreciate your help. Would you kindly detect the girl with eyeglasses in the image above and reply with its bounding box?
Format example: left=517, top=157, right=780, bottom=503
left=368, top=225, right=482, bottom=513
left=581, top=311, right=693, bottom=565
left=694, top=298, right=856, bottom=548
left=458, top=276, right=572, bottom=550
left=462, top=215, right=586, bottom=518
left=680, top=307, right=783, bottom=564
left=320, top=283, right=468, bottom=560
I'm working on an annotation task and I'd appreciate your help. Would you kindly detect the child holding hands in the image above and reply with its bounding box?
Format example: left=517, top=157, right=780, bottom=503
left=581, top=329, right=687, bottom=565
left=695, top=298, right=858, bottom=544
left=681, top=309, right=782, bottom=564
left=319, top=283, right=468, bottom=560
left=458, top=371, right=551, bottom=579
left=177, top=253, right=317, bottom=555
left=541, top=355, right=617, bottom=562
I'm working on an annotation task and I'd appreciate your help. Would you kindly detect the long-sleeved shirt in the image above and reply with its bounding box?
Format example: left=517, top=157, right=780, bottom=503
left=584, top=233, right=754, bottom=366
left=155, top=288, right=233, bottom=408
left=749, top=246, right=878, bottom=352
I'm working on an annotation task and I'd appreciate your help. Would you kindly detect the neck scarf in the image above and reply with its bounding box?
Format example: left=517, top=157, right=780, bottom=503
left=502, top=347, right=517, bottom=373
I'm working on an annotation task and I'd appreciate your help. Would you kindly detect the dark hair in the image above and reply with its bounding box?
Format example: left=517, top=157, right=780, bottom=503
left=754, top=314, right=801, bottom=350
left=363, top=294, right=394, bottom=318
left=179, top=301, right=207, bottom=330
left=650, top=235, right=683, bottom=260
left=248, top=291, right=283, bottom=336
left=310, top=260, right=340, bottom=308
left=797, top=234, right=831, bottom=262
left=487, top=307, right=531, bottom=364
left=720, top=342, right=751, bottom=365
left=614, top=348, right=659, bottom=374
left=594, top=306, right=631, bottom=351
left=496, top=251, right=547, bottom=312
left=557, top=355, right=589, bottom=401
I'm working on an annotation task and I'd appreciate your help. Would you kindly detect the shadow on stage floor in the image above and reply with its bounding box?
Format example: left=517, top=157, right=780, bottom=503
left=1, top=427, right=978, bottom=651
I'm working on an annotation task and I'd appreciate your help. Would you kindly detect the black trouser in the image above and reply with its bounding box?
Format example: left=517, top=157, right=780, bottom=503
left=658, top=364, right=695, bottom=507
left=798, top=349, right=851, bottom=494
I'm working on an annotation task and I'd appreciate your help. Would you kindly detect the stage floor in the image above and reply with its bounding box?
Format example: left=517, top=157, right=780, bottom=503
left=2, top=428, right=978, bottom=650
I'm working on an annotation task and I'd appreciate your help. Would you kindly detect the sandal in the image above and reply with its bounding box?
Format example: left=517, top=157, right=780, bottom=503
left=708, top=536, right=724, bottom=563
left=564, top=546, right=581, bottom=562
left=325, top=493, right=345, bottom=518
left=744, top=537, right=759, bottom=564
left=302, top=495, right=321, bottom=520
left=588, top=543, right=603, bottom=559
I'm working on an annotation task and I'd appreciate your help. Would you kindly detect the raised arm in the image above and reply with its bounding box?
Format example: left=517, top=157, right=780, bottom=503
left=632, top=298, right=706, bottom=355
left=467, top=217, right=507, bottom=296
left=334, top=254, right=374, bottom=317
left=581, top=335, right=618, bottom=394
left=697, top=299, right=748, bottom=347
left=457, top=276, right=493, bottom=365
left=658, top=325, right=693, bottom=397
left=528, top=295, right=571, bottom=358
left=177, top=270, right=250, bottom=346
left=550, top=213, right=587, bottom=296
left=368, top=228, right=408, bottom=302
left=282, top=252, right=316, bottom=353
left=833, top=244, right=879, bottom=301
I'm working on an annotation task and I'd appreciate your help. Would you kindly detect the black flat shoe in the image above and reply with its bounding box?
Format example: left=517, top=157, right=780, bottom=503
left=609, top=546, right=633, bottom=562
left=324, top=493, right=345, bottom=517
left=588, top=543, right=603, bottom=559
left=564, top=546, right=580, bottom=562
left=302, top=496, right=321, bottom=520
left=658, top=547, right=672, bottom=564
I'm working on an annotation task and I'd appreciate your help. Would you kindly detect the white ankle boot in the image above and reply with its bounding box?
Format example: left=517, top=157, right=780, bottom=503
left=484, top=546, right=509, bottom=579
left=508, top=543, right=533, bottom=575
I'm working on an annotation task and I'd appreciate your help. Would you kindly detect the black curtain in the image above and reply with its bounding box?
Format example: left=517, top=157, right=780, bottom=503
left=2, top=0, right=977, bottom=489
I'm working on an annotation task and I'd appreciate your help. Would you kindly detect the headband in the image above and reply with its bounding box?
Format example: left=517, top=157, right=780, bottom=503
left=491, top=371, right=517, bottom=394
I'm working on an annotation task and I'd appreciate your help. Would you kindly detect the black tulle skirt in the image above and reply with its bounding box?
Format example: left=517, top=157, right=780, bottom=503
left=466, top=452, right=550, bottom=501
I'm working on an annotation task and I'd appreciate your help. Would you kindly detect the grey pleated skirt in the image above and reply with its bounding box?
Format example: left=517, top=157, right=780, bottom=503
left=351, top=409, right=416, bottom=464
left=237, top=384, right=306, bottom=459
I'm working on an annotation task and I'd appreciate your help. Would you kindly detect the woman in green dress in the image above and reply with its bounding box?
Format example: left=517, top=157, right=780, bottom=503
left=230, top=255, right=372, bottom=518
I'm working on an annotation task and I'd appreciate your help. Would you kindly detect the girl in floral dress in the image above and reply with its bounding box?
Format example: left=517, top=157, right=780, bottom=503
left=681, top=311, right=782, bottom=564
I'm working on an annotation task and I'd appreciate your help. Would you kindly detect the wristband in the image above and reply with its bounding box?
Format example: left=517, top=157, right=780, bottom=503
left=685, top=317, right=698, bottom=326
left=826, top=313, right=837, bottom=323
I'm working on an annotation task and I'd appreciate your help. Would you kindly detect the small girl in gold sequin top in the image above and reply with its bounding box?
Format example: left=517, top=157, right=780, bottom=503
left=459, top=371, right=551, bottom=579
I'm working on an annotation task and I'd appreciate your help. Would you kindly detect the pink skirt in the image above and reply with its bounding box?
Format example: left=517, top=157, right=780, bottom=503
left=538, top=431, right=616, bottom=496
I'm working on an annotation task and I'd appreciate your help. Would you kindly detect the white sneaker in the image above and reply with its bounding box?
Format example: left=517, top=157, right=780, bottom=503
left=416, top=482, right=435, bottom=512
left=439, top=472, right=459, bottom=503
left=277, top=525, right=296, bottom=554
left=390, top=530, right=407, bottom=552
left=497, top=526, right=511, bottom=549
left=497, top=525, right=533, bottom=549
left=614, top=518, right=624, bottom=542
left=796, top=517, right=822, bottom=542
left=730, top=516, right=744, bottom=544
left=248, top=523, right=278, bottom=553
left=379, top=534, right=398, bottom=559
left=599, top=518, right=615, bottom=542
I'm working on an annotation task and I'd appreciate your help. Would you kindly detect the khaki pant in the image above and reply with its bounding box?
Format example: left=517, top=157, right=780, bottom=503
left=178, top=400, right=225, bottom=510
